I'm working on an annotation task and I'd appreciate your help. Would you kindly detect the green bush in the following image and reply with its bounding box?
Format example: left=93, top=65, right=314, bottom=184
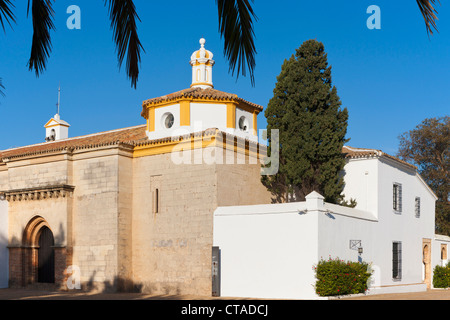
left=433, top=264, right=450, bottom=288
left=314, top=257, right=372, bottom=297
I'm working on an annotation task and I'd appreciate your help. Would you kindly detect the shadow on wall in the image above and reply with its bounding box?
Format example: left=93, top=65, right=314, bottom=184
left=79, top=271, right=189, bottom=296
left=0, top=231, right=8, bottom=288
left=80, top=271, right=143, bottom=294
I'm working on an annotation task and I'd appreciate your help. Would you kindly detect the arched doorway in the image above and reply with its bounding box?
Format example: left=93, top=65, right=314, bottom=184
left=37, top=227, right=55, bottom=284
left=442, top=244, right=448, bottom=266
left=21, top=217, right=55, bottom=285
left=422, top=239, right=431, bottom=289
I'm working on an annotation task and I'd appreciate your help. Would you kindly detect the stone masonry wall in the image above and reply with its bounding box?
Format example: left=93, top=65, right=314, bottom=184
left=71, top=150, right=121, bottom=291
left=132, top=152, right=218, bottom=295
left=131, top=145, right=272, bottom=296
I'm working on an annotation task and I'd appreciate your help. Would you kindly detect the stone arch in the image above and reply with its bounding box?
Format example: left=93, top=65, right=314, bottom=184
left=422, top=239, right=432, bottom=289
left=22, top=216, right=51, bottom=247
left=21, top=216, right=54, bottom=285
left=442, top=244, right=448, bottom=265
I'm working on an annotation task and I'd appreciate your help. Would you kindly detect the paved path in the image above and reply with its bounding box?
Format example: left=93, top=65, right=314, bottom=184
left=0, top=288, right=449, bottom=300
left=341, top=289, right=450, bottom=300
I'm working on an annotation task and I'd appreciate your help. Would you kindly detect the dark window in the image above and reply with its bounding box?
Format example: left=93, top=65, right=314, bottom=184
left=393, top=242, right=402, bottom=280
left=393, top=183, right=402, bottom=212
left=155, top=188, right=159, bottom=214
left=415, top=197, right=421, bottom=218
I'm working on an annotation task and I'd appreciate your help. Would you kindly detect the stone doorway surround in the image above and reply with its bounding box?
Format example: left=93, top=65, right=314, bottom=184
left=422, top=239, right=432, bottom=289
left=4, top=185, right=74, bottom=289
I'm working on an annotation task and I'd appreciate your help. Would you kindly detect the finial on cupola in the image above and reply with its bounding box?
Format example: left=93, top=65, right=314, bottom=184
left=190, top=38, right=215, bottom=89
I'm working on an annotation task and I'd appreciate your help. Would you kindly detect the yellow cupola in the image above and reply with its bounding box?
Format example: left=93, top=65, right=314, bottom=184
left=190, top=38, right=215, bottom=89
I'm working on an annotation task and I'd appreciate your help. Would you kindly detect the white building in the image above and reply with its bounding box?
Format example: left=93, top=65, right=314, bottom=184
left=213, top=146, right=448, bottom=299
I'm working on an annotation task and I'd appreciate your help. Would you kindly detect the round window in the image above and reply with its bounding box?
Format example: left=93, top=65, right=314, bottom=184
left=238, top=116, right=249, bottom=132
left=163, top=113, right=174, bottom=129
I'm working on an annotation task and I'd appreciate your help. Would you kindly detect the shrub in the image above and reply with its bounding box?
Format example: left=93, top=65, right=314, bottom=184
left=433, top=265, right=450, bottom=289
left=314, top=257, right=372, bottom=297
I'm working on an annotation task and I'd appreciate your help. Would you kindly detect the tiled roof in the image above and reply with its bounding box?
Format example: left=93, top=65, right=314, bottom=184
left=141, top=87, right=264, bottom=117
left=0, top=125, right=148, bottom=161
left=0, top=128, right=417, bottom=173
left=343, top=146, right=417, bottom=170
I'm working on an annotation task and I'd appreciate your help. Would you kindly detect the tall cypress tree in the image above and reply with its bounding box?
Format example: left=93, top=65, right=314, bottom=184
left=262, top=40, right=350, bottom=204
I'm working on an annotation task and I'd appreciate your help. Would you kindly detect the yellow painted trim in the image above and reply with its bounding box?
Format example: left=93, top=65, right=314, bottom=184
left=133, top=131, right=262, bottom=160
left=227, top=103, right=236, bottom=129
left=190, top=82, right=214, bottom=88
left=143, top=97, right=261, bottom=111
left=45, top=123, right=70, bottom=129
left=180, top=101, right=191, bottom=126
left=133, top=135, right=217, bottom=158
left=193, top=62, right=213, bottom=67
left=145, top=99, right=227, bottom=111
left=253, top=111, right=258, bottom=136
left=44, top=119, right=58, bottom=127
left=148, top=107, right=156, bottom=132
left=45, top=119, right=70, bottom=128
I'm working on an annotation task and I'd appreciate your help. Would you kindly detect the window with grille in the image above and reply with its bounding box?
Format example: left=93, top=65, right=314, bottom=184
left=393, top=242, right=402, bottom=280
left=415, top=197, right=421, bottom=218
left=393, top=183, right=402, bottom=213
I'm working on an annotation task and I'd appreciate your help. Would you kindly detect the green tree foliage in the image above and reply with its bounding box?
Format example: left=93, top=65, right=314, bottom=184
left=314, top=257, right=372, bottom=297
left=433, top=264, right=450, bottom=288
left=398, top=116, right=450, bottom=236
left=262, top=40, right=349, bottom=204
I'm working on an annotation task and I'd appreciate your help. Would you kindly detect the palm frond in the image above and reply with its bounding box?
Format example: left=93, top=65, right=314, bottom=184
left=417, top=0, right=440, bottom=35
left=0, top=0, right=15, bottom=32
left=105, top=0, right=145, bottom=89
left=216, top=0, right=257, bottom=86
left=26, top=0, right=56, bottom=76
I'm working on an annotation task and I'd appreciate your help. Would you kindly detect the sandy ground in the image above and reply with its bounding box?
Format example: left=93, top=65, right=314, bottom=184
left=0, top=288, right=449, bottom=300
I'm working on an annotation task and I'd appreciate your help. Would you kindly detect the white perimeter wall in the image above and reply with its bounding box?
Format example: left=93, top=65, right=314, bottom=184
left=213, top=203, right=320, bottom=300
left=433, top=236, right=450, bottom=269
left=0, top=199, right=8, bottom=288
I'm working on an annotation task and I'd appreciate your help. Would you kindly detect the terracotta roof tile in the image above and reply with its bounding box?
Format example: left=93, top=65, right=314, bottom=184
left=0, top=125, right=148, bottom=161
left=343, top=146, right=417, bottom=170
left=141, top=87, right=264, bottom=117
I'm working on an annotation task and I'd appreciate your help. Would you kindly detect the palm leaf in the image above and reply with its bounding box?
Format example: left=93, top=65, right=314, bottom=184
left=0, top=0, right=15, bottom=32
left=26, top=0, right=55, bottom=76
left=105, top=0, right=145, bottom=89
left=216, top=0, right=257, bottom=86
left=417, top=0, right=440, bottom=35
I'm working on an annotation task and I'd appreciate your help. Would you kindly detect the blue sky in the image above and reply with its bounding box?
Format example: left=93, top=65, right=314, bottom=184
left=0, top=1, right=448, bottom=155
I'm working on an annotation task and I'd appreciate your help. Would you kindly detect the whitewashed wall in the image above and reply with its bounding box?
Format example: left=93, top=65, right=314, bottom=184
left=213, top=202, right=320, bottom=300
left=433, top=235, right=450, bottom=269
left=214, top=155, right=439, bottom=299
left=342, top=156, right=437, bottom=293
left=341, top=157, right=378, bottom=215
left=147, top=102, right=258, bottom=142
left=0, top=199, right=8, bottom=288
left=213, top=194, right=378, bottom=300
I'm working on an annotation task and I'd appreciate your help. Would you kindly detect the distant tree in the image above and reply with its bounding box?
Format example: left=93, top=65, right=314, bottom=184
left=262, top=40, right=350, bottom=204
left=398, top=116, right=450, bottom=236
